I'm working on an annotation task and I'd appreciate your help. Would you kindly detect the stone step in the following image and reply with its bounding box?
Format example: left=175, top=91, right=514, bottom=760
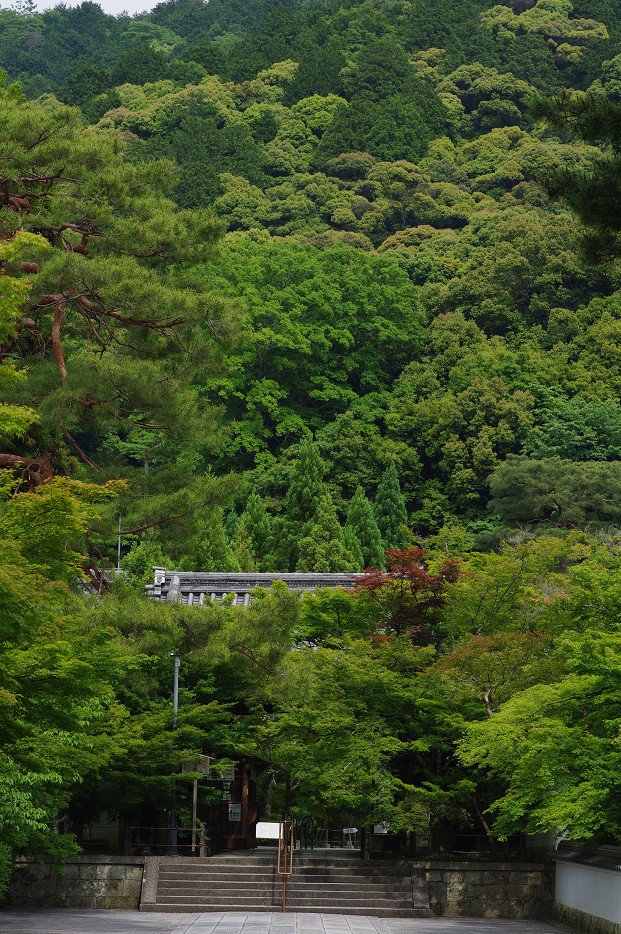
left=158, top=866, right=412, bottom=878
left=161, top=850, right=403, bottom=870
left=283, top=884, right=414, bottom=895
left=158, top=871, right=413, bottom=884
left=160, top=871, right=273, bottom=878
left=287, top=901, right=415, bottom=910
left=153, top=896, right=279, bottom=907
left=154, top=887, right=416, bottom=900
left=156, top=864, right=410, bottom=876
left=157, top=887, right=414, bottom=900
left=157, top=877, right=415, bottom=889
left=157, top=881, right=413, bottom=894
left=293, top=866, right=391, bottom=873
left=149, top=894, right=420, bottom=909
left=142, top=904, right=430, bottom=917
left=140, top=853, right=430, bottom=918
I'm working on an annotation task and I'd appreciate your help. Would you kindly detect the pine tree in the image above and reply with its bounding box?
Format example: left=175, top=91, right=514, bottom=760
left=374, top=463, right=408, bottom=550
left=533, top=93, right=621, bottom=263
left=0, top=74, right=234, bottom=577
left=296, top=492, right=358, bottom=572
left=346, top=486, right=385, bottom=569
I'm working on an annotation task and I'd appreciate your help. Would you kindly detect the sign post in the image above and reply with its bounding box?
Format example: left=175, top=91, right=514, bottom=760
left=167, top=651, right=180, bottom=854
left=182, top=755, right=210, bottom=855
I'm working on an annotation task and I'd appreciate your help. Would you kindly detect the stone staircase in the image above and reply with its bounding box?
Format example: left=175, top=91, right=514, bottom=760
left=140, top=850, right=430, bottom=916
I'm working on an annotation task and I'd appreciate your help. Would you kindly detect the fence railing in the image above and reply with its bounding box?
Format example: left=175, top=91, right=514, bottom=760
left=69, top=822, right=529, bottom=860
left=72, top=824, right=221, bottom=856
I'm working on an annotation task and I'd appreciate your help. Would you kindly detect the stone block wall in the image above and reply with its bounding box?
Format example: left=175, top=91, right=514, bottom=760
left=5, top=853, right=553, bottom=916
left=423, top=860, right=554, bottom=918
left=554, top=904, right=621, bottom=934
left=6, top=855, right=145, bottom=909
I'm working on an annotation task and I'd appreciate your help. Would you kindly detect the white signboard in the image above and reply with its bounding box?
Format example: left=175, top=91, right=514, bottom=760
left=256, top=821, right=280, bottom=839
left=222, top=767, right=235, bottom=782
left=228, top=803, right=242, bottom=822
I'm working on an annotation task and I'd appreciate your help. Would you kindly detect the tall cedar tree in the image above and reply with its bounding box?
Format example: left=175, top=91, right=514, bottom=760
left=374, top=462, right=408, bottom=550
left=273, top=437, right=327, bottom=570
left=186, top=506, right=241, bottom=572
left=296, top=490, right=358, bottom=573
left=346, top=485, right=385, bottom=570
left=285, top=437, right=326, bottom=524
left=343, top=523, right=364, bottom=571
left=241, top=492, right=272, bottom=568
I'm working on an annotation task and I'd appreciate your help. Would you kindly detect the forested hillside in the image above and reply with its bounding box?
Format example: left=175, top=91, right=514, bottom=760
left=4, top=0, right=621, bottom=568
left=3, top=0, right=621, bottom=891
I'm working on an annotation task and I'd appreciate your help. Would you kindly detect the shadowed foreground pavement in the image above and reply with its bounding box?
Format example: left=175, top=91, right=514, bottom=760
left=0, top=911, right=565, bottom=934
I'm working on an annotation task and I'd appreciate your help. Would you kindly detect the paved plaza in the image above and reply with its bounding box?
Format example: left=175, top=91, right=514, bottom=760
left=0, top=911, right=567, bottom=934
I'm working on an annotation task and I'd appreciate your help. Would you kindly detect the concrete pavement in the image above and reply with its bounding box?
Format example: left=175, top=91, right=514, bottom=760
left=0, top=911, right=566, bottom=934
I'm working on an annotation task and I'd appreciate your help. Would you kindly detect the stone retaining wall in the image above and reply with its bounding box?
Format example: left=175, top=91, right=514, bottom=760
left=423, top=860, right=554, bottom=918
left=5, top=854, right=553, bottom=916
left=6, top=855, right=145, bottom=909
left=554, top=903, right=621, bottom=934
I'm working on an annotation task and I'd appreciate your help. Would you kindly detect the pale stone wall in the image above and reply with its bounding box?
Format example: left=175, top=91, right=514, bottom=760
left=6, top=855, right=144, bottom=909
left=423, top=860, right=554, bottom=918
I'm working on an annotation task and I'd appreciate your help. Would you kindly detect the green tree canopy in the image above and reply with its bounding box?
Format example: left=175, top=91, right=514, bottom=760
left=488, top=455, right=621, bottom=529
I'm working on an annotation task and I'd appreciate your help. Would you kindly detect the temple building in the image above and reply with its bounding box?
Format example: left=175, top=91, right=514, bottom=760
left=147, top=568, right=359, bottom=607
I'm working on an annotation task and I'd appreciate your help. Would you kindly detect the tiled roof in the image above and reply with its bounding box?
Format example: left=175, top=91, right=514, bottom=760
left=146, top=568, right=360, bottom=606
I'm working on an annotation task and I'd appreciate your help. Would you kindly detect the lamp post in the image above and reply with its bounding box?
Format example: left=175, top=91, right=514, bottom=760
left=168, top=650, right=180, bottom=853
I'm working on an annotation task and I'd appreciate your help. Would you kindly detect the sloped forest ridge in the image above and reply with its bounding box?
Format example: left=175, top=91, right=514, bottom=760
left=2, top=0, right=621, bottom=893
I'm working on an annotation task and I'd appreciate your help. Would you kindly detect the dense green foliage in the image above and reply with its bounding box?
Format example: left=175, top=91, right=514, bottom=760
left=4, top=0, right=621, bottom=885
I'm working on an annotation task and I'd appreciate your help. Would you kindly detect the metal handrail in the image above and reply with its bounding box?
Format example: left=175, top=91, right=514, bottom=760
left=276, top=819, right=295, bottom=912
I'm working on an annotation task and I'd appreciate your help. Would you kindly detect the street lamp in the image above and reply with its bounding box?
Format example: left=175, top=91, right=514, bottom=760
left=168, top=650, right=180, bottom=853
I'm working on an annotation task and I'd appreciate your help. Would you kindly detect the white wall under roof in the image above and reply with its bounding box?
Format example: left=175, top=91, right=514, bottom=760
left=556, top=861, right=621, bottom=924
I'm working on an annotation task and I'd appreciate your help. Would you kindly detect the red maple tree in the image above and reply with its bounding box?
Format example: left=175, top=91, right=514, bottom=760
left=352, top=548, right=460, bottom=644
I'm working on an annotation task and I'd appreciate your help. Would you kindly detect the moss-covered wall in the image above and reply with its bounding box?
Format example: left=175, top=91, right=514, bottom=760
left=424, top=861, right=554, bottom=918
left=6, top=856, right=144, bottom=909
